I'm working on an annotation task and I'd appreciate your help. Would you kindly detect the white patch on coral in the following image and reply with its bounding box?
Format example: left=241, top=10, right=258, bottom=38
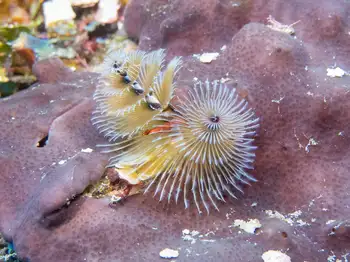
left=191, top=230, right=200, bottom=236
left=182, top=229, right=190, bottom=235
left=232, top=219, right=261, bottom=234
left=308, top=194, right=323, bottom=208
left=327, top=67, right=348, bottom=78
left=40, top=172, right=48, bottom=182
left=220, top=45, right=227, bottom=51
left=305, top=137, right=318, bottom=153
left=265, top=210, right=294, bottom=225
left=195, top=52, right=220, bottom=63
left=159, top=248, right=179, bottom=259
left=262, top=250, right=291, bottom=262
left=289, top=210, right=302, bottom=218
left=58, top=160, right=67, bottom=165
left=271, top=96, right=285, bottom=104
left=265, top=209, right=310, bottom=226
left=225, top=207, right=235, bottom=220
left=296, top=219, right=308, bottom=226
left=326, top=220, right=337, bottom=225
left=81, top=148, right=93, bottom=153
left=182, top=229, right=200, bottom=244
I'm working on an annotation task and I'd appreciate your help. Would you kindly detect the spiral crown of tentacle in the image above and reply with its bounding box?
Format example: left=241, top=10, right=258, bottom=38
left=92, top=49, right=259, bottom=213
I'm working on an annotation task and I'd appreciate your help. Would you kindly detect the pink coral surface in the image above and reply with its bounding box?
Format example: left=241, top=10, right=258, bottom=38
left=1, top=0, right=350, bottom=261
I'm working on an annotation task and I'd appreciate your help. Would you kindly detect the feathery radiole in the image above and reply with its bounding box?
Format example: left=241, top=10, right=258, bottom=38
left=92, top=49, right=259, bottom=213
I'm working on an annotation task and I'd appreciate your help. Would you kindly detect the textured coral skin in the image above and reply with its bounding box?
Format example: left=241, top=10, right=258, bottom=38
left=0, top=0, right=350, bottom=261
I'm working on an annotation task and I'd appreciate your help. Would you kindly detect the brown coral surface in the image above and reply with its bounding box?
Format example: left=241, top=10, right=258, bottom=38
left=0, top=0, right=350, bottom=261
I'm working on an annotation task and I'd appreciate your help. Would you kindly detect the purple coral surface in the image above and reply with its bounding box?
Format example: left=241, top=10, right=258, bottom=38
left=1, top=0, right=350, bottom=261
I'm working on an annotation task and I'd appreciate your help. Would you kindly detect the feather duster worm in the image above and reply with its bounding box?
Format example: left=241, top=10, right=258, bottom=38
left=92, top=49, right=182, bottom=140
left=92, top=49, right=259, bottom=213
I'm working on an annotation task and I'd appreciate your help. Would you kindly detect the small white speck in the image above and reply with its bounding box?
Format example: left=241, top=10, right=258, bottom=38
left=193, top=77, right=198, bottom=81
left=40, top=171, right=48, bottom=181
left=305, top=137, right=318, bottom=153
left=58, top=160, right=67, bottom=165
left=81, top=148, right=93, bottom=153
left=49, top=100, right=55, bottom=103
left=251, top=202, right=258, bottom=207
left=159, top=248, right=179, bottom=259
left=204, top=231, right=215, bottom=237
left=271, top=96, right=285, bottom=104
left=326, top=220, right=336, bottom=225
left=220, top=45, right=227, bottom=51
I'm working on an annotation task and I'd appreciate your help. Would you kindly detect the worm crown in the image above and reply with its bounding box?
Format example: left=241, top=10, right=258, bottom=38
left=92, top=49, right=259, bottom=214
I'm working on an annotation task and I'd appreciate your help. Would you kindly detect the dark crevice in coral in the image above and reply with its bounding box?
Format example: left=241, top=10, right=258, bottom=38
left=128, top=36, right=139, bottom=45
left=87, top=22, right=119, bottom=38
left=281, top=231, right=288, bottom=238
left=253, top=227, right=261, bottom=235
left=40, top=194, right=82, bottom=229
left=36, top=134, right=49, bottom=148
